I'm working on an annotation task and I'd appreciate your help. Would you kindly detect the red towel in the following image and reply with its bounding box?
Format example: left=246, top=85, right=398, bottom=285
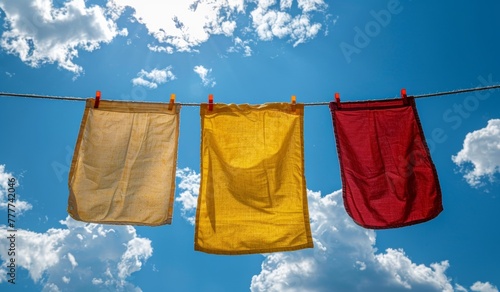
left=330, top=96, right=442, bottom=229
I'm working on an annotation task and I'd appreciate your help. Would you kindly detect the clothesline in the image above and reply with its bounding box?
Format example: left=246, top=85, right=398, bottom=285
left=67, top=93, right=443, bottom=249
left=1, top=84, right=500, bottom=105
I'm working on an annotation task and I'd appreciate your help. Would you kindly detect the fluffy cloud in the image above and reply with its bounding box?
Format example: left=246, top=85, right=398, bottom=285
left=0, top=216, right=152, bottom=290
left=297, top=0, right=327, bottom=13
left=227, top=37, right=253, bottom=56
left=147, top=44, right=174, bottom=54
left=132, top=67, right=176, bottom=89
left=175, top=167, right=497, bottom=292
left=0, top=0, right=127, bottom=75
left=251, top=190, right=455, bottom=292
left=175, top=168, right=200, bottom=225
left=471, top=282, right=499, bottom=292
left=374, top=249, right=452, bottom=291
left=0, top=164, right=32, bottom=214
left=193, top=65, right=216, bottom=87
left=250, top=0, right=325, bottom=46
left=0, top=1, right=331, bottom=72
left=114, top=0, right=243, bottom=52
left=115, top=0, right=328, bottom=53
left=452, top=119, right=500, bottom=187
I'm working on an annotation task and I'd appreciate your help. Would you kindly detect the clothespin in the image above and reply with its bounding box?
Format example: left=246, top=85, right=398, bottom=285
left=94, top=90, right=101, bottom=109
left=208, top=94, right=214, bottom=111
left=291, top=95, right=296, bottom=112
left=401, top=88, right=408, bottom=105
left=168, top=93, right=175, bottom=110
left=335, top=92, right=341, bottom=107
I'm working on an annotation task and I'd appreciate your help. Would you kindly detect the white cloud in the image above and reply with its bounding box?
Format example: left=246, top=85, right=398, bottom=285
left=176, top=167, right=496, bottom=291
left=250, top=0, right=325, bottom=46
left=452, top=119, right=500, bottom=187
left=251, top=8, right=292, bottom=40
left=0, top=1, right=332, bottom=73
left=132, top=67, right=176, bottom=89
left=67, top=253, right=78, bottom=269
left=176, top=168, right=200, bottom=225
left=118, top=233, right=153, bottom=279
left=0, top=164, right=32, bottom=215
left=251, top=189, right=456, bottom=292
left=297, top=0, right=327, bottom=13
left=471, top=282, right=499, bottom=292
left=280, top=0, right=293, bottom=10
left=114, top=0, right=243, bottom=52
left=0, top=0, right=330, bottom=74
left=0, top=0, right=126, bottom=75
left=375, top=249, right=452, bottom=290
left=0, top=216, right=152, bottom=290
left=227, top=37, right=253, bottom=56
left=0, top=267, right=6, bottom=283
left=147, top=44, right=174, bottom=54
left=193, top=65, right=216, bottom=87
left=44, top=282, right=61, bottom=292
left=115, top=0, right=328, bottom=53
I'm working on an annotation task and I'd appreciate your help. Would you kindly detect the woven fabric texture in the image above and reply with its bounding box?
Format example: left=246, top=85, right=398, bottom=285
left=196, top=103, right=313, bottom=254
left=330, top=97, right=442, bottom=229
left=68, top=99, right=180, bottom=226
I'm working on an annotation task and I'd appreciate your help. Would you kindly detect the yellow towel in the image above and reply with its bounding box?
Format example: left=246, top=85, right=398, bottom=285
left=196, top=103, right=313, bottom=254
left=68, top=99, right=180, bottom=226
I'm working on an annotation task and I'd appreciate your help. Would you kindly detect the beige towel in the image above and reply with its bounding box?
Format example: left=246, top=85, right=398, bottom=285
left=68, top=98, right=180, bottom=226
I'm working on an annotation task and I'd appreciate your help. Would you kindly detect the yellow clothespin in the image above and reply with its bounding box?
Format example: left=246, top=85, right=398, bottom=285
left=169, top=93, right=175, bottom=110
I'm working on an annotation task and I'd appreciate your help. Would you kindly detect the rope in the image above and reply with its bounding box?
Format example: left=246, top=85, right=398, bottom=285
left=412, top=84, right=500, bottom=99
left=1, top=84, right=500, bottom=106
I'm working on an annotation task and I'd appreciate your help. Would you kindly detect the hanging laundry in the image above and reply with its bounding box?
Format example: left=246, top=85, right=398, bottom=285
left=196, top=103, right=313, bottom=254
left=68, top=99, right=180, bottom=226
left=329, top=96, right=442, bottom=229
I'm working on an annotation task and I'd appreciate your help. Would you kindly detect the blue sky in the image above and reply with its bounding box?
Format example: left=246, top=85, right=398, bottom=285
left=0, top=0, right=499, bottom=291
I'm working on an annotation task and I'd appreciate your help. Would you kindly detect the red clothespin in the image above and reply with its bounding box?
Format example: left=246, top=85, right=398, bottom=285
left=208, top=94, right=214, bottom=111
left=169, top=93, right=175, bottom=110
left=335, top=92, right=340, bottom=107
left=94, top=90, right=101, bottom=109
left=401, top=88, right=408, bottom=104
left=291, top=95, right=296, bottom=112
